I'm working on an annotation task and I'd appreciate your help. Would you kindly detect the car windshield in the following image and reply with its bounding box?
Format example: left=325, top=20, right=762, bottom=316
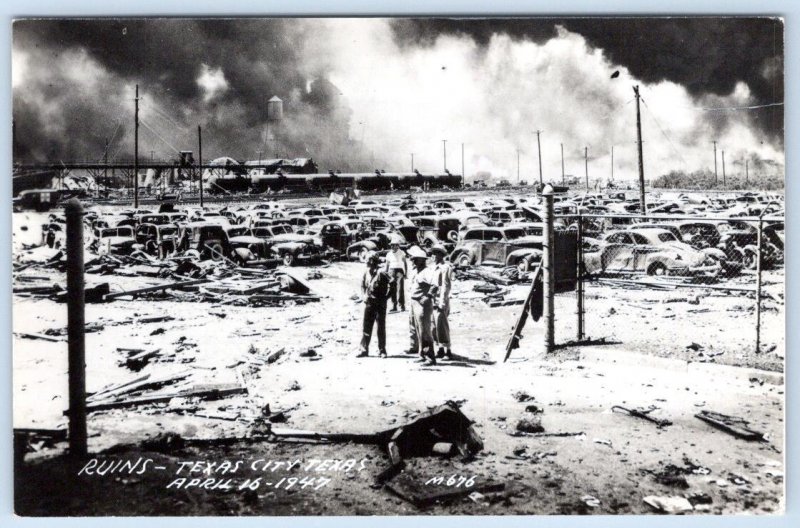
left=657, top=232, right=678, bottom=243
left=504, top=229, right=527, bottom=240
left=227, top=227, right=248, bottom=237
left=272, top=226, right=291, bottom=235
left=160, top=226, right=178, bottom=236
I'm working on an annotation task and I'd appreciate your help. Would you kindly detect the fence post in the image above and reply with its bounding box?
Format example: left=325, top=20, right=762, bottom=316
left=65, top=198, right=87, bottom=458
left=755, top=217, right=763, bottom=355
left=576, top=213, right=584, bottom=341
left=542, top=187, right=555, bottom=353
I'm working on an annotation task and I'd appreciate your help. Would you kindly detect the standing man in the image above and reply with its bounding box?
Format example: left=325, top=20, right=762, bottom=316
left=358, top=252, right=391, bottom=358
left=406, top=246, right=438, bottom=366
left=385, top=235, right=408, bottom=312
left=431, top=244, right=453, bottom=359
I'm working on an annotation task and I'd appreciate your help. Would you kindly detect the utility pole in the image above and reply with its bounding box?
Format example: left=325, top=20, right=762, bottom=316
left=198, top=125, right=204, bottom=208
left=104, top=138, right=109, bottom=191
left=150, top=150, right=155, bottom=161
left=745, top=158, right=749, bottom=185
left=610, top=145, right=614, bottom=181
left=461, top=142, right=465, bottom=186
left=633, top=85, right=646, bottom=214
left=134, top=84, right=139, bottom=208
left=722, top=150, right=726, bottom=186
left=516, top=148, right=521, bottom=184
left=535, top=130, right=543, bottom=186
left=584, top=146, right=589, bottom=189
left=560, top=143, right=565, bottom=185
left=442, top=139, right=447, bottom=172
left=712, top=140, right=718, bottom=184
left=411, top=153, right=414, bottom=172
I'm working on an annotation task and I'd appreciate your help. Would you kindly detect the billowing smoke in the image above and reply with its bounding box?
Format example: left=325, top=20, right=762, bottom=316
left=13, top=18, right=783, bottom=183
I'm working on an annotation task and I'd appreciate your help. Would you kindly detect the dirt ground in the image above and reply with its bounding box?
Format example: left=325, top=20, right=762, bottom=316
left=12, top=248, right=785, bottom=515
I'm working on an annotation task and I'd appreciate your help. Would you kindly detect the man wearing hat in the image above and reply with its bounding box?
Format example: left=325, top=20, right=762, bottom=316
left=430, top=244, right=453, bottom=359
left=406, top=245, right=438, bottom=365
left=358, top=251, right=391, bottom=358
left=384, top=235, right=408, bottom=312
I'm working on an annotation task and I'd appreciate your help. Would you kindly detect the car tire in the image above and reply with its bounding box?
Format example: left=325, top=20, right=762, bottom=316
left=358, top=248, right=370, bottom=263
left=457, top=253, right=472, bottom=267
left=207, top=242, right=224, bottom=261
left=647, top=262, right=667, bottom=276
left=517, top=258, right=531, bottom=272
left=743, top=250, right=758, bottom=270
left=282, top=252, right=295, bottom=266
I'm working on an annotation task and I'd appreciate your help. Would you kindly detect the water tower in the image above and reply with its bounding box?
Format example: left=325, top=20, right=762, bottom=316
left=266, top=96, right=283, bottom=158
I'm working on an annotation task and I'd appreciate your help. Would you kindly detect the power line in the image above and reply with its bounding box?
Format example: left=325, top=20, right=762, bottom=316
left=139, top=119, right=182, bottom=154
left=639, top=96, right=690, bottom=169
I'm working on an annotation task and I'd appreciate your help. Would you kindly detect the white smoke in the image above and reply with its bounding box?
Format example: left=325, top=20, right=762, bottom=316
left=310, top=20, right=783, bottom=182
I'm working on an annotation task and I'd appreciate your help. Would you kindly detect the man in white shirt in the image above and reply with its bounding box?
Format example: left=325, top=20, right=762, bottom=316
left=385, top=238, right=407, bottom=312
left=405, top=245, right=438, bottom=366
left=430, top=244, right=453, bottom=359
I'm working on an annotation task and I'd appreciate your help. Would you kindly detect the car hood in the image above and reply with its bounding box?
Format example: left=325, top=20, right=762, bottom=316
left=272, top=233, right=314, bottom=244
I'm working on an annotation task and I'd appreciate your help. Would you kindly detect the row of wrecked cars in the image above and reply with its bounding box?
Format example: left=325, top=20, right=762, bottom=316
left=36, top=190, right=784, bottom=279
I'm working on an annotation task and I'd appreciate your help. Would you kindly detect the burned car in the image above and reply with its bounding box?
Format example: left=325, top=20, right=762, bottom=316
left=134, top=223, right=180, bottom=259
left=413, top=216, right=461, bottom=252
left=89, top=226, right=137, bottom=255
left=450, top=226, right=543, bottom=270
left=718, top=220, right=784, bottom=270
left=178, top=222, right=269, bottom=264
left=251, top=224, right=324, bottom=266
left=583, top=228, right=727, bottom=277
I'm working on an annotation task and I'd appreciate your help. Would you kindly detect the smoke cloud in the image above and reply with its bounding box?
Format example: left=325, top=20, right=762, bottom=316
left=13, top=17, right=784, bottom=183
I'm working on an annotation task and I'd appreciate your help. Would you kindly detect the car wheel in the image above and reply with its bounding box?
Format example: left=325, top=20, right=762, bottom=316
left=358, top=248, right=370, bottom=263
left=647, top=262, right=667, bottom=276
left=457, top=253, right=472, bottom=267
left=282, top=252, right=295, bottom=266
left=517, top=258, right=531, bottom=272
left=743, top=250, right=758, bottom=270
left=207, top=242, right=224, bottom=261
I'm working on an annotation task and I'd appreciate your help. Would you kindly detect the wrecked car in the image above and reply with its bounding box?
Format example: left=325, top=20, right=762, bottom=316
left=450, top=226, right=543, bottom=270
left=583, top=228, right=727, bottom=277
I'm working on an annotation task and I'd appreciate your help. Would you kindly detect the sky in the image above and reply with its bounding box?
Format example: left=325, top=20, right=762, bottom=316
left=11, top=17, right=784, bottom=182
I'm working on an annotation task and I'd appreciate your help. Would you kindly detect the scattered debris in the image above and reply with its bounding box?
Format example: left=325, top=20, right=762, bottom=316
left=581, top=495, right=601, bottom=508
left=695, top=410, right=766, bottom=441
left=643, top=495, right=694, bottom=514
left=612, top=405, right=672, bottom=428
left=516, top=417, right=544, bottom=434
left=385, top=471, right=504, bottom=508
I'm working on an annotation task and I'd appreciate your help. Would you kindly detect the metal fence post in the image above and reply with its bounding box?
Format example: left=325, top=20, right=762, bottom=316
left=542, top=188, right=555, bottom=353
left=65, top=198, right=87, bottom=458
left=576, top=213, right=584, bottom=341
left=755, top=217, right=763, bottom=354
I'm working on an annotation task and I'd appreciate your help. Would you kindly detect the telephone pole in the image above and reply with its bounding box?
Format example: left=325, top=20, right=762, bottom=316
left=411, top=153, right=414, bottom=172
left=560, top=143, right=565, bottom=184
left=516, top=148, right=521, bottom=184
left=633, top=85, right=646, bottom=214
left=722, top=150, right=726, bottom=186
left=535, top=130, right=543, bottom=186
left=442, top=139, right=447, bottom=171
left=461, top=142, right=465, bottom=186
left=745, top=158, right=749, bottom=185
left=134, top=84, right=139, bottom=209
left=103, top=138, right=109, bottom=190
left=198, top=125, right=204, bottom=208
left=712, top=140, right=718, bottom=183
left=584, top=146, right=589, bottom=189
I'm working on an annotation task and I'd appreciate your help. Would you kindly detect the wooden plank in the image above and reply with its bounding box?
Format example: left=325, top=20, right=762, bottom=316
left=83, top=384, right=247, bottom=413
left=103, top=279, right=211, bottom=301
left=504, top=266, right=542, bottom=362
left=695, top=410, right=765, bottom=441
left=15, top=332, right=65, bottom=342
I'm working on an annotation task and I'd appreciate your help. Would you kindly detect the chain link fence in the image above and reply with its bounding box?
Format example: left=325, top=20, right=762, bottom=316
left=552, top=212, right=785, bottom=371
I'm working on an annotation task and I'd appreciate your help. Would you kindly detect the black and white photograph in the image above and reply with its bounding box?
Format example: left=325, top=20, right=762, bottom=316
left=10, top=16, right=785, bottom=516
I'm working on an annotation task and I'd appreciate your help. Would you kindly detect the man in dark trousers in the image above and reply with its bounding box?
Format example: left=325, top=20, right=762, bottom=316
left=358, top=252, right=391, bottom=358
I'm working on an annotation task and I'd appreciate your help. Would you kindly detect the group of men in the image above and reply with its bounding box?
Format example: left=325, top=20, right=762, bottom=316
left=358, top=239, right=452, bottom=366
